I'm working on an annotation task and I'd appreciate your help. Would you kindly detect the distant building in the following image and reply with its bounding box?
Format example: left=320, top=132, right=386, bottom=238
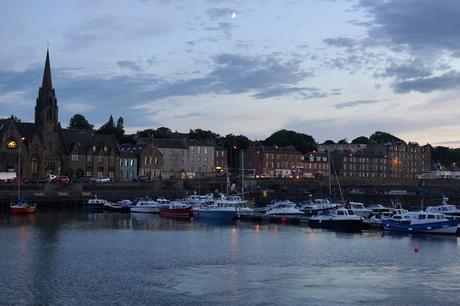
left=317, top=143, right=368, bottom=153
left=245, top=146, right=303, bottom=178
left=150, top=139, right=188, bottom=179
left=431, top=163, right=460, bottom=179
left=214, top=146, right=228, bottom=174
left=119, top=147, right=138, bottom=181
left=302, top=152, right=329, bottom=178
left=182, top=139, right=215, bottom=178
left=119, top=143, right=162, bottom=180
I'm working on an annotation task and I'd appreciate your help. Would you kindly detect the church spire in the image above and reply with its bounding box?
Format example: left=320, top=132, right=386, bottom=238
left=41, top=49, right=53, bottom=90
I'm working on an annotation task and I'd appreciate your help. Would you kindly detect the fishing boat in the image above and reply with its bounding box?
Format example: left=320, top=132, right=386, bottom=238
left=382, top=209, right=458, bottom=234
left=309, top=208, right=364, bottom=232
left=184, top=194, right=214, bottom=207
left=424, top=196, right=460, bottom=218
left=192, top=199, right=239, bottom=221
left=214, top=194, right=254, bottom=216
left=265, top=200, right=304, bottom=216
left=130, top=198, right=160, bottom=213
left=103, top=201, right=130, bottom=213
left=159, top=201, right=192, bottom=217
left=345, top=202, right=373, bottom=218
left=10, top=198, right=36, bottom=214
left=83, top=195, right=110, bottom=211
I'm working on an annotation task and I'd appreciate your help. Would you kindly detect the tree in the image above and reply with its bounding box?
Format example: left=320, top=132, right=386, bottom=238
left=337, top=138, right=348, bottom=144
left=68, top=114, right=93, bottom=130
left=263, top=129, right=316, bottom=153
left=369, top=131, right=402, bottom=144
left=96, top=115, right=123, bottom=140
left=351, top=136, right=369, bottom=144
left=137, top=127, right=172, bottom=139
left=189, top=129, right=220, bottom=140
left=323, top=140, right=335, bottom=145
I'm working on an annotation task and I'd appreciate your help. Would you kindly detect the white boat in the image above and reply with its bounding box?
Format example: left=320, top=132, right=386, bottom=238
left=83, top=195, right=110, bottom=210
left=345, top=202, right=373, bottom=218
left=309, top=208, right=364, bottom=231
left=130, top=198, right=161, bottom=213
left=298, top=198, right=339, bottom=216
left=214, top=194, right=254, bottom=216
left=383, top=209, right=458, bottom=234
left=265, top=200, right=303, bottom=216
left=367, top=204, right=390, bottom=213
left=184, top=194, right=214, bottom=207
left=425, top=196, right=460, bottom=218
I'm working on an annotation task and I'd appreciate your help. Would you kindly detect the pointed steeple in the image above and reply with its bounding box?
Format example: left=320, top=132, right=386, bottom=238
left=41, top=49, right=53, bottom=90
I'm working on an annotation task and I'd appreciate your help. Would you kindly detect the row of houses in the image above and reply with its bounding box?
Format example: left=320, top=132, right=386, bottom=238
left=244, top=141, right=432, bottom=179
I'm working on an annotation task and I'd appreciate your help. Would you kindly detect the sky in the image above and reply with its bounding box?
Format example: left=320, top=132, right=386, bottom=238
left=1, top=0, right=460, bottom=146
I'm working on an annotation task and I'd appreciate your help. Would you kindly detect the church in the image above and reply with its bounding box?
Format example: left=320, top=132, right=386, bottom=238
left=0, top=50, right=120, bottom=180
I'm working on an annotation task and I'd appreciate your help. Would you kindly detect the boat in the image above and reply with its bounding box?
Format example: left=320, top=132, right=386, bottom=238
left=103, top=201, right=130, bottom=213
left=345, top=202, right=373, bottom=218
left=130, top=198, right=160, bottom=213
left=265, top=200, right=304, bottom=216
left=159, top=201, right=192, bottom=217
left=382, top=209, right=458, bottom=234
left=10, top=198, right=36, bottom=214
left=184, top=194, right=214, bottom=207
left=192, top=200, right=239, bottom=221
left=425, top=196, right=460, bottom=218
left=298, top=198, right=339, bottom=216
left=83, top=195, right=110, bottom=211
left=367, top=204, right=390, bottom=214
left=214, top=194, right=254, bottom=216
left=10, top=147, right=36, bottom=214
left=308, top=208, right=364, bottom=232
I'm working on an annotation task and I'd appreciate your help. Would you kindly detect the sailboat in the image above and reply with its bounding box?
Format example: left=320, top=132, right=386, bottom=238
left=10, top=140, right=36, bottom=214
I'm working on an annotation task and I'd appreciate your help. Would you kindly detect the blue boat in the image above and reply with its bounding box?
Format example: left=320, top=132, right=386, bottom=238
left=383, top=209, right=458, bottom=235
left=192, top=207, right=238, bottom=221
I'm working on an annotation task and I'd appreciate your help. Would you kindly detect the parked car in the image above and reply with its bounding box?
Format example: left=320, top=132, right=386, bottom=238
left=73, top=176, right=93, bottom=183
left=132, top=175, right=149, bottom=182
left=92, top=176, right=111, bottom=183
left=57, top=176, right=70, bottom=184
left=385, top=189, right=408, bottom=196
left=46, top=174, right=57, bottom=182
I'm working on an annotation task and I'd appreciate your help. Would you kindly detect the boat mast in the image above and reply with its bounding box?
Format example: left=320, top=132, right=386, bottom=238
left=328, top=150, right=332, bottom=198
left=241, top=149, right=244, bottom=200
left=17, top=140, right=21, bottom=202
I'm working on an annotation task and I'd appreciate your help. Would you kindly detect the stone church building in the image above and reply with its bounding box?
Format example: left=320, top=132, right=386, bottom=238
left=0, top=50, right=120, bottom=180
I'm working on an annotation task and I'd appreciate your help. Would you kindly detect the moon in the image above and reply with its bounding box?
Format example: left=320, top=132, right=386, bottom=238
left=231, top=11, right=236, bottom=19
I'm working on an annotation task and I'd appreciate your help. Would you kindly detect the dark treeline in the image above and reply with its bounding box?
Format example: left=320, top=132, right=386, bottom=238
left=68, top=114, right=458, bottom=167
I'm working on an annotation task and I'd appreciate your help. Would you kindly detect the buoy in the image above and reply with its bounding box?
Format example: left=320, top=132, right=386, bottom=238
left=414, top=245, right=420, bottom=253
left=281, top=217, right=287, bottom=224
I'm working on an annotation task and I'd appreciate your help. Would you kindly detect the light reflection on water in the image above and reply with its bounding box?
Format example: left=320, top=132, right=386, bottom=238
left=0, top=211, right=459, bottom=305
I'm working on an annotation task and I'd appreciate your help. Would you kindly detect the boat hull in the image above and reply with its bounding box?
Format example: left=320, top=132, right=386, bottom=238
left=192, top=209, right=238, bottom=220
left=83, top=204, right=104, bottom=211
left=383, top=220, right=458, bottom=234
left=11, top=206, right=36, bottom=214
left=130, top=207, right=160, bottom=213
left=103, top=204, right=130, bottom=213
left=309, top=219, right=363, bottom=232
left=160, top=207, right=192, bottom=217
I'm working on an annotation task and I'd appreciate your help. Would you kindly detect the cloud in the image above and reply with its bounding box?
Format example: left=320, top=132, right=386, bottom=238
left=0, top=91, right=30, bottom=106
left=253, top=87, right=327, bottom=100
left=334, top=99, right=383, bottom=109
left=378, top=61, right=433, bottom=80
left=62, top=102, right=95, bottom=113
left=323, top=37, right=357, bottom=49
left=359, top=0, right=460, bottom=53
left=206, top=7, right=234, bottom=20
left=393, top=71, right=460, bottom=93
left=117, top=60, right=143, bottom=72
left=205, top=22, right=235, bottom=38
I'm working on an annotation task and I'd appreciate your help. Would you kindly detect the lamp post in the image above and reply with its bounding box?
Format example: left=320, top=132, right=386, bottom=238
left=17, top=137, right=25, bottom=202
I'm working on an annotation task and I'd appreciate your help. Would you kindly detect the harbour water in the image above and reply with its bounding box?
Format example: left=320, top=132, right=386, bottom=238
left=1, top=212, right=459, bottom=305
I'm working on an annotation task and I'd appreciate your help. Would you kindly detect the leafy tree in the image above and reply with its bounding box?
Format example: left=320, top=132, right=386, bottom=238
left=137, top=127, right=172, bottom=139
left=263, top=129, right=316, bottom=153
left=323, top=140, right=335, bottom=145
left=222, top=134, right=253, bottom=170
left=369, top=131, right=402, bottom=144
left=189, top=129, right=220, bottom=140
left=337, top=138, right=348, bottom=144
left=68, top=114, right=93, bottom=130
left=351, top=136, right=369, bottom=144
left=96, top=115, right=125, bottom=141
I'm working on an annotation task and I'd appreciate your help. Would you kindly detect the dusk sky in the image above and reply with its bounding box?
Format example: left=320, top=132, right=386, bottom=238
left=1, top=0, right=460, bottom=146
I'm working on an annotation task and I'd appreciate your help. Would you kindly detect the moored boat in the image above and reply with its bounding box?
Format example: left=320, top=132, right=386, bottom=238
left=130, top=198, right=160, bottom=213
left=10, top=199, right=36, bottom=214
left=83, top=196, right=109, bottom=211
left=383, top=210, right=458, bottom=235
left=103, top=201, right=130, bottom=213
left=160, top=201, right=192, bottom=217
left=345, top=202, right=373, bottom=218
left=309, top=208, right=364, bottom=232
left=425, top=196, right=460, bottom=218
left=298, top=198, right=339, bottom=216
left=265, top=200, right=303, bottom=216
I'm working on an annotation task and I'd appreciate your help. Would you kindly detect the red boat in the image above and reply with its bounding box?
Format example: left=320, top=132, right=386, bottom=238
left=159, top=201, right=192, bottom=217
left=11, top=200, right=37, bottom=214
